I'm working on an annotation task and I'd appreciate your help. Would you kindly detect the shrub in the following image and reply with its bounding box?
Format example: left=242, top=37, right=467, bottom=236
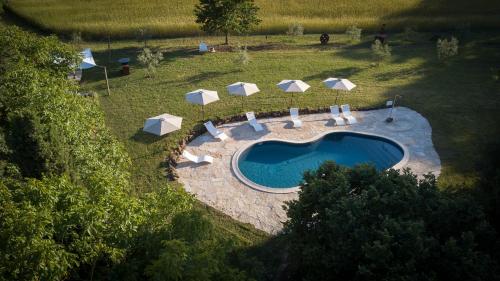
left=371, top=39, right=391, bottom=64
left=287, top=22, right=304, bottom=36
left=234, top=44, right=250, bottom=68
left=137, top=47, right=163, bottom=78
left=345, top=25, right=362, bottom=42
left=284, top=161, right=500, bottom=280
left=437, top=37, right=459, bottom=61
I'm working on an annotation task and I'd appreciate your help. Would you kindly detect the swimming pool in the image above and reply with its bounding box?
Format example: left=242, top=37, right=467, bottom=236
left=232, top=131, right=407, bottom=192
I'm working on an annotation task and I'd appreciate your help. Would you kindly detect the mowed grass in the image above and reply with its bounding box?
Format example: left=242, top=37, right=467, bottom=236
left=6, top=0, right=500, bottom=38
left=78, top=33, right=500, bottom=195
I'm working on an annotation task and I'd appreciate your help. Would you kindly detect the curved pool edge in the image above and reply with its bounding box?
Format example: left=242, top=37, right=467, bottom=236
left=231, top=130, right=410, bottom=194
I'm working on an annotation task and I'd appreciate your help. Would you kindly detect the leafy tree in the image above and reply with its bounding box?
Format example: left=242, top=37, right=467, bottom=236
left=234, top=44, right=250, bottom=69
left=194, top=0, right=261, bottom=44
left=145, top=210, right=255, bottom=281
left=284, top=161, right=500, bottom=281
left=371, top=39, right=391, bottom=65
left=287, top=22, right=304, bottom=36
left=137, top=48, right=163, bottom=78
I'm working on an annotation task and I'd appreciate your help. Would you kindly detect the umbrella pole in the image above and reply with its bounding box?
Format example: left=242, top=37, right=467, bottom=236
left=202, top=105, right=204, bottom=120
left=334, top=90, right=339, bottom=105
left=241, top=96, right=244, bottom=111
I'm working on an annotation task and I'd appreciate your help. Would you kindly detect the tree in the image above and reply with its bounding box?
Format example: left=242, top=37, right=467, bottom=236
left=137, top=48, right=163, bottom=78
left=371, top=39, right=391, bottom=65
left=194, top=0, right=261, bottom=45
left=437, top=37, right=459, bottom=61
left=284, top=161, right=500, bottom=281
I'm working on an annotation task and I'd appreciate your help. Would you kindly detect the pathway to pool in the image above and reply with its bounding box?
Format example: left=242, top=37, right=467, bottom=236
left=176, top=107, right=441, bottom=234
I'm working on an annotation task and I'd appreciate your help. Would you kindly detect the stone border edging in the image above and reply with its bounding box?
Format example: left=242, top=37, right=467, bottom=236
left=230, top=130, right=410, bottom=194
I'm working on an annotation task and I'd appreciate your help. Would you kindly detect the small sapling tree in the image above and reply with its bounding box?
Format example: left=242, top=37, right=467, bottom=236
left=137, top=48, right=163, bottom=78
left=195, top=0, right=261, bottom=45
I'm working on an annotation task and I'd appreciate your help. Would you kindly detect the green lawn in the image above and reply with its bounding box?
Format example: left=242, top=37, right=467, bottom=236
left=79, top=32, right=500, bottom=196
left=5, top=0, right=500, bottom=38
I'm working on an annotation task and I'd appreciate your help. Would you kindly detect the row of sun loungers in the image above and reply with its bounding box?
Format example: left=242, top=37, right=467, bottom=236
left=183, top=104, right=358, bottom=164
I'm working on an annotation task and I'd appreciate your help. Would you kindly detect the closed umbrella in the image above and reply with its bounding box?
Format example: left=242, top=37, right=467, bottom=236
left=227, top=82, right=260, bottom=109
left=323, top=78, right=356, bottom=104
left=185, top=89, right=219, bottom=119
left=143, top=113, right=182, bottom=136
left=277, top=80, right=310, bottom=106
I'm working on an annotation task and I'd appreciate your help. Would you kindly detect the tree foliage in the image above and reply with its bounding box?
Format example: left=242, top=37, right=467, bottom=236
left=194, top=0, right=261, bottom=44
left=284, top=162, right=500, bottom=281
left=0, top=26, right=197, bottom=280
left=137, top=48, right=163, bottom=78
left=437, top=37, right=459, bottom=61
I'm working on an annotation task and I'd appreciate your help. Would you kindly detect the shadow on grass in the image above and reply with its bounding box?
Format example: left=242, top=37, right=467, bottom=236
left=303, top=66, right=365, bottom=81
left=130, top=128, right=169, bottom=145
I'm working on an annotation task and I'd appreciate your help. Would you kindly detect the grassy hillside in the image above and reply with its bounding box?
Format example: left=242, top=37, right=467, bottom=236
left=76, top=32, right=500, bottom=196
left=6, top=0, right=500, bottom=38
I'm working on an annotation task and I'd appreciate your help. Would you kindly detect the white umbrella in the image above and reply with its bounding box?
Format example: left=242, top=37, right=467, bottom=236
left=227, top=82, right=260, bottom=109
left=323, top=78, right=356, bottom=104
left=80, top=48, right=97, bottom=70
left=185, top=89, right=219, bottom=119
left=143, top=113, right=183, bottom=136
left=277, top=80, right=310, bottom=106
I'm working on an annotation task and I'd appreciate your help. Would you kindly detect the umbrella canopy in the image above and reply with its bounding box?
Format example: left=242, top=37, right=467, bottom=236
left=323, top=78, right=356, bottom=91
left=143, top=113, right=182, bottom=136
left=227, top=82, right=260, bottom=97
left=185, top=89, right=219, bottom=105
left=277, top=80, right=311, bottom=93
left=80, top=48, right=97, bottom=70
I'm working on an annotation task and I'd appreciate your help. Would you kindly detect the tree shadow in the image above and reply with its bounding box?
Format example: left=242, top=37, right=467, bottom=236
left=303, top=66, right=365, bottom=81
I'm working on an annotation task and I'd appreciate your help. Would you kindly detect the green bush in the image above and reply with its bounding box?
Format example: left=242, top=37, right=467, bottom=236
left=371, top=39, right=391, bottom=64
left=137, top=48, right=163, bottom=78
left=287, top=22, right=304, bottom=36
left=345, top=25, right=362, bottom=42
left=284, top=162, right=500, bottom=280
left=437, top=37, right=459, bottom=61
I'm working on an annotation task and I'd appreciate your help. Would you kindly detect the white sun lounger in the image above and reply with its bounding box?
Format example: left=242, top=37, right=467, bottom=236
left=182, top=150, right=213, bottom=164
left=341, top=104, right=357, bottom=124
left=246, top=112, right=263, bottom=132
left=330, top=105, right=346, bottom=126
left=204, top=121, right=229, bottom=141
left=290, top=108, right=302, bottom=128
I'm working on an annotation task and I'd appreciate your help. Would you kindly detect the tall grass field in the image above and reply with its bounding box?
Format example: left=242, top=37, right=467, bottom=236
left=5, top=0, right=500, bottom=38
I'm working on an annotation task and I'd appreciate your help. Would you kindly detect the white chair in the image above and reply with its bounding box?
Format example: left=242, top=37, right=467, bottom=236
left=199, top=42, right=208, bottom=52
left=204, top=121, right=229, bottom=141
left=246, top=112, right=263, bottom=132
left=330, top=105, right=346, bottom=126
left=182, top=150, right=213, bottom=164
left=290, top=108, right=302, bottom=128
left=341, top=104, right=357, bottom=124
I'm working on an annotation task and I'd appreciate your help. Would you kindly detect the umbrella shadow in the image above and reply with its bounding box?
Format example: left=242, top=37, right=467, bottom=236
left=176, top=160, right=212, bottom=169
left=303, top=67, right=364, bottom=81
left=130, top=128, right=168, bottom=144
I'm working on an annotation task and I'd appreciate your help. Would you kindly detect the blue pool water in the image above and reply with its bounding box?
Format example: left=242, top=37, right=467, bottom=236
left=237, top=132, right=404, bottom=188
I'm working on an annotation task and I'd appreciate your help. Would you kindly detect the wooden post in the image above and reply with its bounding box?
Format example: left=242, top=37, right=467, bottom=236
left=103, top=66, right=111, bottom=96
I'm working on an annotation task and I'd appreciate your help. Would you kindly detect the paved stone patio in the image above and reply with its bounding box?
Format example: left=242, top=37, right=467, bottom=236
left=176, top=107, right=441, bottom=234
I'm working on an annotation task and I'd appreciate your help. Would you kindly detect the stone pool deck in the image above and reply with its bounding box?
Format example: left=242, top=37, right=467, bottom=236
left=176, top=107, right=441, bottom=234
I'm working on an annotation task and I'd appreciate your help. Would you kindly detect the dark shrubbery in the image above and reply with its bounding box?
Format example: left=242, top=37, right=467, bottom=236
left=284, top=162, right=500, bottom=281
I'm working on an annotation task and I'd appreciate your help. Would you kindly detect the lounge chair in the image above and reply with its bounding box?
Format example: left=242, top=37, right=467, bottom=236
left=330, top=105, right=346, bottom=126
left=341, top=104, right=357, bottom=124
left=290, top=108, right=302, bottom=128
left=182, top=150, right=213, bottom=164
left=246, top=112, right=263, bottom=132
left=204, top=121, right=229, bottom=141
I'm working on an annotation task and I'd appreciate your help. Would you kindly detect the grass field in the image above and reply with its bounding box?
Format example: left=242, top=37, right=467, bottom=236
left=75, top=32, right=500, bottom=196
left=5, top=0, right=500, bottom=38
